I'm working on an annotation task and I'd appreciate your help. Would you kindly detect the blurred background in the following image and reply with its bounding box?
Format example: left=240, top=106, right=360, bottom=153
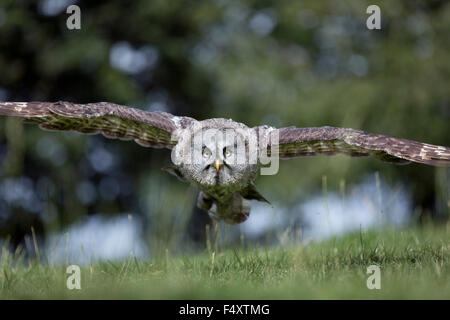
left=0, top=0, right=448, bottom=264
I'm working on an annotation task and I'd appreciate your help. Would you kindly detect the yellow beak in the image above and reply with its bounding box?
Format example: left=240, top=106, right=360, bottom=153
left=214, top=159, right=221, bottom=171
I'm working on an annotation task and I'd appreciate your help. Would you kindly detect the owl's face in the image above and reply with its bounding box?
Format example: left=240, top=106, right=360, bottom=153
left=173, top=120, right=259, bottom=193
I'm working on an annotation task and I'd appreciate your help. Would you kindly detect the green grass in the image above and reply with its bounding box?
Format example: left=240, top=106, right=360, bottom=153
left=0, top=225, right=449, bottom=299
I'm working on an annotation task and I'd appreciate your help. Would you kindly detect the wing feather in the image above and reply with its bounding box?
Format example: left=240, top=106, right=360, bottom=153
left=264, top=126, right=450, bottom=166
left=0, top=101, right=193, bottom=149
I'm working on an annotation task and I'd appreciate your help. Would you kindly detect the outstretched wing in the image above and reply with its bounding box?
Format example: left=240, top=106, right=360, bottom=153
left=0, top=101, right=194, bottom=149
left=263, top=126, right=450, bottom=166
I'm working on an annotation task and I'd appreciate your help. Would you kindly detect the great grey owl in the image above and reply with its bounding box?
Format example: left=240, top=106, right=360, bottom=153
left=1, top=101, right=449, bottom=224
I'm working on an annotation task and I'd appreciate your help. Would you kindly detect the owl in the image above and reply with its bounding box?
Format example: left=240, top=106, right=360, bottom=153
left=1, top=101, right=449, bottom=224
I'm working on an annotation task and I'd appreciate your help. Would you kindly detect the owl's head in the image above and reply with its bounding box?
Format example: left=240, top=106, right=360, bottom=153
left=171, top=119, right=260, bottom=192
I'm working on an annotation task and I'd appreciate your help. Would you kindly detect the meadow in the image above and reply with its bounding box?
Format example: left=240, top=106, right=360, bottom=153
left=0, top=224, right=448, bottom=299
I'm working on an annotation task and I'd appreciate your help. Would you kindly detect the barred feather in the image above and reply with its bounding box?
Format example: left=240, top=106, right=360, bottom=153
left=0, top=101, right=186, bottom=149
left=272, top=126, right=450, bottom=167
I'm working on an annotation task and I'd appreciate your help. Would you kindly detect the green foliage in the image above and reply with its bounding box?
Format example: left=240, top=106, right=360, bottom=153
left=0, top=0, right=448, bottom=247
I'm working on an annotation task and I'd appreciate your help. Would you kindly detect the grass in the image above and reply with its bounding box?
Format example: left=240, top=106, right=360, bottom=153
left=0, top=224, right=449, bottom=299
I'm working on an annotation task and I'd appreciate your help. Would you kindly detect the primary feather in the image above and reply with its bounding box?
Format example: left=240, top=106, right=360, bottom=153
left=273, top=126, right=450, bottom=167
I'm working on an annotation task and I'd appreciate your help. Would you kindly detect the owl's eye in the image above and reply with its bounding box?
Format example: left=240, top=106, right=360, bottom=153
left=202, top=147, right=212, bottom=158
left=223, top=147, right=232, bottom=158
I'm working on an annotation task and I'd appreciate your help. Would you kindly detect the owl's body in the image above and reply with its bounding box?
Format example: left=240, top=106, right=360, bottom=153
left=0, top=101, right=449, bottom=225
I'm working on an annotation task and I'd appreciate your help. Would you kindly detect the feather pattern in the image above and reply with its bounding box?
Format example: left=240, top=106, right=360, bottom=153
left=0, top=101, right=188, bottom=148
left=269, top=126, right=450, bottom=166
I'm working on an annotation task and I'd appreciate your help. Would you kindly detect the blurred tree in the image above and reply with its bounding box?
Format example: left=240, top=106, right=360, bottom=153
left=0, top=0, right=448, bottom=252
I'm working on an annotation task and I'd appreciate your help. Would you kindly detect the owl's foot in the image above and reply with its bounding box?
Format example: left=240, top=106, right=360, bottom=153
left=197, top=191, right=214, bottom=211
left=208, top=193, right=251, bottom=225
